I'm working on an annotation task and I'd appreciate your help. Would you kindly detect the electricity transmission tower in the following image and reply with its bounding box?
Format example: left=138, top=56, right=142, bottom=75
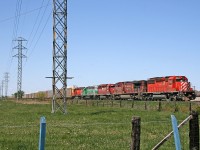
left=4, top=72, right=9, bottom=98
left=1, top=80, right=4, bottom=99
left=13, top=37, right=27, bottom=100
left=0, top=85, right=1, bottom=99
left=52, top=0, right=67, bottom=114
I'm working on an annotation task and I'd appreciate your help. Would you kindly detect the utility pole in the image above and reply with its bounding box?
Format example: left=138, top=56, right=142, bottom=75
left=0, top=83, right=1, bottom=99
left=4, top=72, right=9, bottom=98
left=1, top=80, right=4, bottom=99
left=13, top=37, right=27, bottom=100
left=52, top=0, right=67, bottom=114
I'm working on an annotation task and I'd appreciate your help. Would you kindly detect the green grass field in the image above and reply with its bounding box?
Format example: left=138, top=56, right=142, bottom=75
left=0, top=99, right=199, bottom=150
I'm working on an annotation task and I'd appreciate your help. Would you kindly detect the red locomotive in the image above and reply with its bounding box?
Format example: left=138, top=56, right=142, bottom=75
left=144, top=76, right=196, bottom=100
left=98, top=84, right=115, bottom=99
left=112, top=80, right=147, bottom=100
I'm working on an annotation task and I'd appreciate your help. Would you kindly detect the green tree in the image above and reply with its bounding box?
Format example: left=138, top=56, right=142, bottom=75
left=14, top=90, right=24, bottom=99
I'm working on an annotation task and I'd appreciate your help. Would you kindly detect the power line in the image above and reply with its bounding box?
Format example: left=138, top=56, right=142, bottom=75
left=3, top=1, right=52, bottom=97
left=5, top=2, right=51, bottom=75
left=28, top=11, right=52, bottom=58
left=19, top=0, right=31, bottom=36
left=26, top=0, right=46, bottom=45
left=27, top=0, right=51, bottom=50
left=0, top=3, right=51, bottom=24
left=6, top=52, right=14, bottom=73
left=23, top=10, right=52, bottom=69
left=13, top=0, right=22, bottom=39
left=4, top=0, right=23, bottom=75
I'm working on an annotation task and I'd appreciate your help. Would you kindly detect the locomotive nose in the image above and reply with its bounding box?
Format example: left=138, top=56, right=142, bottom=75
left=180, top=81, right=189, bottom=92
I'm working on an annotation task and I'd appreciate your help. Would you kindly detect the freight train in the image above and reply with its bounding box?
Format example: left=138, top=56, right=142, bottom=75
left=23, top=76, right=196, bottom=101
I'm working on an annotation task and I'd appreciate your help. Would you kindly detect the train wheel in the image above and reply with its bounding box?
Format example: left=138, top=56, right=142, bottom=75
left=189, top=94, right=196, bottom=100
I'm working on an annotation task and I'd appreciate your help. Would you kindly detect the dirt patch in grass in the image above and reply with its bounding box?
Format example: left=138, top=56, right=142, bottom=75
left=10, top=99, right=50, bottom=105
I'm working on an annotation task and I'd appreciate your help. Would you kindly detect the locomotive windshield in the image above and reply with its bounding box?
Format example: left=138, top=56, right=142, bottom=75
left=176, top=76, right=186, bottom=82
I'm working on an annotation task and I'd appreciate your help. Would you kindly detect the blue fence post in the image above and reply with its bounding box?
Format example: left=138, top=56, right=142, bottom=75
left=39, top=116, right=46, bottom=150
left=171, top=115, right=181, bottom=150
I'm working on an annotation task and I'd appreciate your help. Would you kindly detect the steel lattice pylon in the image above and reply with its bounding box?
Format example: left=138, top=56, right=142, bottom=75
left=4, top=72, right=9, bottom=98
left=13, top=37, right=27, bottom=100
left=52, top=0, right=67, bottom=113
left=0, top=85, right=1, bottom=99
left=1, top=81, right=3, bottom=99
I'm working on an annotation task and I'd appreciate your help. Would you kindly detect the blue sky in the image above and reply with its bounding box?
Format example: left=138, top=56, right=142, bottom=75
left=0, top=0, right=200, bottom=95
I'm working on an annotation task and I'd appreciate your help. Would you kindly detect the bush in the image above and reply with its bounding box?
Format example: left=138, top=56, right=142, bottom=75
left=36, top=92, right=45, bottom=100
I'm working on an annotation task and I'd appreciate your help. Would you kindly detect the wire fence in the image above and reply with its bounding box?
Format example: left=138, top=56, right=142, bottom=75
left=67, top=99, right=200, bottom=113
left=131, top=112, right=199, bottom=150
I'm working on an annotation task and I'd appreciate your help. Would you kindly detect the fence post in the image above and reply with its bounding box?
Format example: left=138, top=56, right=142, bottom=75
left=189, top=102, right=192, bottom=112
left=112, top=99, right=113, bottom=107
left=189, top=111, right=199, bottom=150
left=39, top=116, right=46, bottom=150
left=132, top=100, right=134, bottom=108
left=144, top=101, right=147, bottom=110
left=158, top=100, right=161, bottom=111
left=130, top=116, right=141, bottom=150
left=171, top=115, right=181, bottom=150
